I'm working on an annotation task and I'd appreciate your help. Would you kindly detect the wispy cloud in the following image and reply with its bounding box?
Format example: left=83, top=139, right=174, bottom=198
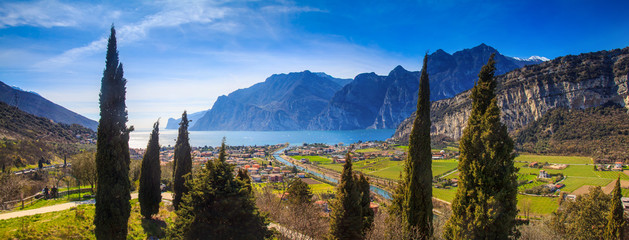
left=0, top=0, right=112, bottom=28
left=260, top=5, right=324, bottom=14
left=37, top=1, right=231, bottom=67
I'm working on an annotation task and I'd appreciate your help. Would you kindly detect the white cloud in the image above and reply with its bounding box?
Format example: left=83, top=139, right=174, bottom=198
left=260, top=5, right=324, bottom=14
left=0, top=0, right=108, bottom=28
left=36, top=1, right=231, bottom=67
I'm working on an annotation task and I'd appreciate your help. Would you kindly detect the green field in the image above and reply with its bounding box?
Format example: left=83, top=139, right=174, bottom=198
left=443, top=146, right=459, bottom=151
left=291, top=155, right=333, bottom=165
left=518, top=195, right=560, bottom=216
left=294, top=153, right=629, bottom=216
left=559, top=177, right=614, bottom=193
left=515, top=154, right=592, bottom=164
left=432, top=160, right=459, bottom=177
left=433, top=187, right=457, bottom=202
left=355, top=148, right=381, bottom=153
left=315, top=157, right=459, bottom=181
left=519, top=162, right=629, bottom=194
left=308, top=180, right=335, bottom=194
left=394, top=146, right=409, bottom=151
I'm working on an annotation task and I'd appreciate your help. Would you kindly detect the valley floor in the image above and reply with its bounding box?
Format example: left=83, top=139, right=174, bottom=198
left=289, top=149, right=629, bottom=218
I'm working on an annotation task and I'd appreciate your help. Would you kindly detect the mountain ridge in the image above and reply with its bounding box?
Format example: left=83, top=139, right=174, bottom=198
left=189, top=70, right=349, bottom=131
left=173, top=44, right=546, bottom=131
left=0, top=80, right=98, bottom=130
left=308, top=43, right=545, bottom=130
left=392, top=46, right=629, bottom=143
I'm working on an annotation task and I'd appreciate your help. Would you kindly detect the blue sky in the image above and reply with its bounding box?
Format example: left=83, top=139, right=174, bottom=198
left=1, top=0, right=628, bottom=130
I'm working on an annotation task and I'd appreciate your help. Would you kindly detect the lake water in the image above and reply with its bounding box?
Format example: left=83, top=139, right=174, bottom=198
left=129, top=129, right=396, bottom=148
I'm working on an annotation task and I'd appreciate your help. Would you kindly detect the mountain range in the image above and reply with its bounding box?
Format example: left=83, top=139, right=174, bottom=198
left=170, top=44, right=545, bottom=131
left=392, top=47, right=629, bottom=145
left=0, top=80, right=98, bottom=130
left=189, top=71, right=350, bottom=131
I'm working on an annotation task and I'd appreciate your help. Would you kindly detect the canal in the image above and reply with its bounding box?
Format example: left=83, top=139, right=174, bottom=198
left=273, top=149, right=392, bottom=200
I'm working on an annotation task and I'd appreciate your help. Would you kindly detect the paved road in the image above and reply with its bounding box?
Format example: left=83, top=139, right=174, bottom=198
left=0, top=192, right=173, bottom=220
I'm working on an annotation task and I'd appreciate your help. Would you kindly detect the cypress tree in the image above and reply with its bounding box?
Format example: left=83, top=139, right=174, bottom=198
left=139, top=120, right=162, bottom=219
left=391, top=53, right=433, bottom=239
left=173, top=111, right=192, bottom=210
left=604, top=177, right=625, bottom=240
left=167, top=139, right=270, bottom=239
left=329, top=151, right=363, bottom=240
left=94, top=26, right=132, bottom=239
left=357, top=172, right=374, bottom=235
left=444, top=54, right=519, bottom=239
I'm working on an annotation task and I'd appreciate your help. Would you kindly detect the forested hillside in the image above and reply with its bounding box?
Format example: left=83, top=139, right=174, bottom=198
left=514, top=103, right=629, bottom=161
left=0, top=101, right=95, bottom=169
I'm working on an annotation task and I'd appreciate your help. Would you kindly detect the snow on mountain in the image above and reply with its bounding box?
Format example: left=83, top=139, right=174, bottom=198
left=511, top=56, right=550, bottom=62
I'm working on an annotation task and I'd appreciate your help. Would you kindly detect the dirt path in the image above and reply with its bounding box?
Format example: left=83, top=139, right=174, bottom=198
left=0, top=192, right=173, bottom=220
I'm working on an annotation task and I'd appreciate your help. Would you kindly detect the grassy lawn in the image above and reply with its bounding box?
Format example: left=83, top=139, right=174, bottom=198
left=518, top=195, right=559, bottom=217
left=515, top=154, right=592, bottom=164
left=0, top=200, right=174, bottom=239
left=20, top=193, right=93, bottom=211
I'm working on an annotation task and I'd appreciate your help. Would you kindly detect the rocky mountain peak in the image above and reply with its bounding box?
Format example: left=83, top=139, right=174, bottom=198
left=392, top=46, right=629, bottom=143
left=472, top=43, right=498, bottom=53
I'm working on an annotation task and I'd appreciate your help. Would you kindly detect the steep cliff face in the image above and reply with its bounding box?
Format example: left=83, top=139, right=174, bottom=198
left=307, top=72, right=388, bottom=130
left=392, top=47, right=629, bottom=143
left=190, top=71, right=347, bottom=131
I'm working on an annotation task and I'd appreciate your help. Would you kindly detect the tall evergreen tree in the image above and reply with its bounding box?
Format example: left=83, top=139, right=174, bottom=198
left=329, top=151, right=363, bottom=240
left=357, top=172, right=374, bottom=235
left=94, top=26, right=132, bottom=239
left=604, top=177, right=625, bottom=240
left=139, top=120, right=162, bottom=219
left=172, top=111, right=192, bottom=210
left=390, top=53, right=433, bottom=239
left=236, top=168, right=252, bottom=192
left=287, top=178, right=313, bottom=205
left=444, top=54, right=519, bottom=239
left=167, top=139, right=270, bottom=239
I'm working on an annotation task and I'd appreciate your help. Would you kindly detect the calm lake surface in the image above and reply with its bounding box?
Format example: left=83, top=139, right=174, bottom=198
left=129, top=129, right=396, bottom=148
